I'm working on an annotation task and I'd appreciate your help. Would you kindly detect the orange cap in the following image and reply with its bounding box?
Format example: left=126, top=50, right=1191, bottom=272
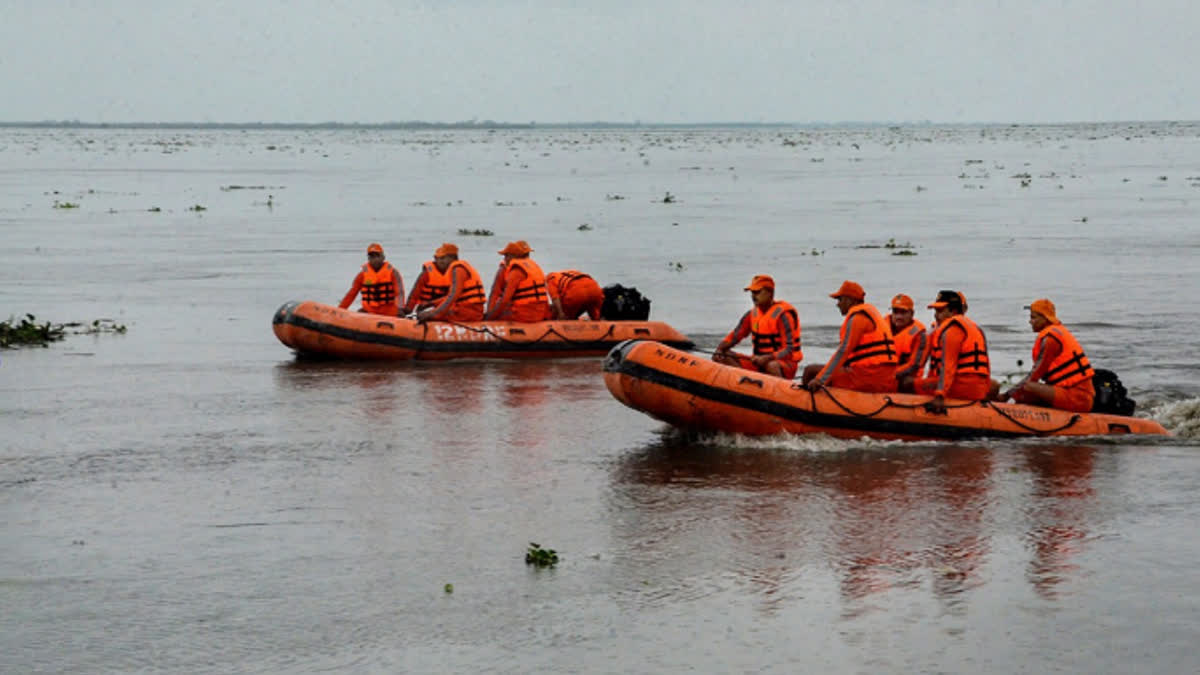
left=434, top=242, right=458, bottom=257
left=1024, top=298, right=1060, bottom=324
left=928, top=290, right=966, bottom=310
left=829, top=280, right=865, bottom=300
left=367, top=242, right=384, bottom=254
left=498, top=240, right=532, bottom=256
left=743, top=274, right=775, bottom=292
left=890, top=293, right=914, bottom=311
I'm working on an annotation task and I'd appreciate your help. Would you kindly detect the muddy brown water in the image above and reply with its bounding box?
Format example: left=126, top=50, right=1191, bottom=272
left=3, top=124, right=1199, bottom=673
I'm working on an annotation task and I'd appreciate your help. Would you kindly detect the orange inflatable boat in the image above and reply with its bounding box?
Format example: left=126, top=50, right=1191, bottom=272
left=603, top=340, right=1169, bottom=440
left=273, top=301, right=693, bottom=360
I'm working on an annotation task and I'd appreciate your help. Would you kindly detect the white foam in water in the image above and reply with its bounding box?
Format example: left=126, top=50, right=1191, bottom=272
left=1147, top=397, right=1200, bottom=440
left=695, top=430, right=913, bottom=453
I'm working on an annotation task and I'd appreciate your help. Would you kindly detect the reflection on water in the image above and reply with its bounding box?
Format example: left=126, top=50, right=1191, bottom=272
left=1021, top=445, right=1097, bottom=600
left=612, top=436, right=1107, bottom=615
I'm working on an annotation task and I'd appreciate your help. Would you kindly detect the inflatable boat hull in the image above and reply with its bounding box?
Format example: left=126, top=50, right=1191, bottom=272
left=602, top=340, right=1169, bottom=440
left=273, top=301, right=693, bottom=360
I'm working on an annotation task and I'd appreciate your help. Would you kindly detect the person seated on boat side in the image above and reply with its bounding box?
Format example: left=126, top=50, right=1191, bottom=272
left=713, top=274, right=803, bottom=380
left=339, top=242, right=404, bottom=316
left=900, top=290, right=994, bottom=414
left=888, top=293, right=929, bottom=391
left=545, top=270, right=604, bottom=320
left=414, top=243, right=487, bottom=323
left=995, top=298, right=1095, bottom=413
left=802, top=281, right=898, bottom=393
left=484, top=240, right=550, bottom=322
left=403, top=249, right=450, bottom=316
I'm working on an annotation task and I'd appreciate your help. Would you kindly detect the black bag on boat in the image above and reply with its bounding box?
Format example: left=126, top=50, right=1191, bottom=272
left=1091, top=369, right=1136, bottom=416
left=601, top=284, right=651, bottom=321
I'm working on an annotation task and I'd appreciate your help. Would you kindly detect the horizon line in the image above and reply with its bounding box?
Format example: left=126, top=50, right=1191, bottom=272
left=1, top=119, right=1197, bottom=131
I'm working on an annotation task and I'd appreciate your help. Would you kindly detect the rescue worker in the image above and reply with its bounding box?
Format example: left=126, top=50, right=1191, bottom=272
left=996, top=298, right=1095, bottom=412
left=485, top=240, right=549, bottom=322
left=545, top=270, right=604, bottom=320
left=803, top=280, right=898, bottom=392
left=713, top=274, right=803, bottom=380
left=888, top=293, right=929, bottom=388
left=904, top=290, right=992, bottom=414
left=414, top=243, right=487, bottom=323
left=339, top=242, right=404, bottom=316
left=403, top=248, right=451, bottom=315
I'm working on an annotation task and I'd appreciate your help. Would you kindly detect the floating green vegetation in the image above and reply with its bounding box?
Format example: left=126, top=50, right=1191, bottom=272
left=187, top=204, right=207, bottom=212
left=892, top=250, right=918, bottom=256
left=220, top=185, right=274, bottom=191
left=443, top=583, right=454, bottom=594
left=857, top=238, right=914, bottom=251
left=667, top=261, right=685, bottom=271
left=53, top=201, right=80, bottom=209
left=148, top=207, right=162, bottom=212
left=525, top=543, right=559, bottom=568
left=457, top=228, right=494, bottom=236
left=1, top=315, right=64, bottom=347
left=577, top=223, right=593, bottom=231
left=1, top=315, right=129, bottom=349
left=605, top=193, right=625, bottom=201
left=801, top=248, right=825, bottom=256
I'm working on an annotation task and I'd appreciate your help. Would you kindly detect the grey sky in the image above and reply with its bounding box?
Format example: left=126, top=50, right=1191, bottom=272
left=2, top=1, right=1194, bottom=124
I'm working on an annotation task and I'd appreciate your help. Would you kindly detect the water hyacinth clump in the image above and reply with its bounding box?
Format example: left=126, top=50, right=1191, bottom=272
left=525, top=543, right=559, bottom=568
left=0, top=314, right=64, bottom=347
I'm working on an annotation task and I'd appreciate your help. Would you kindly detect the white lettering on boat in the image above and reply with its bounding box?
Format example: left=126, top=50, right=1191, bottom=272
left=1004, top=407, right=1053, bottom=422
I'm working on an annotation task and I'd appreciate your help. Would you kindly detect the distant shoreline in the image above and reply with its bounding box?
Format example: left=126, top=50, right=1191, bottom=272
left=0, top=120, right=917, bottom=131
left=1, top=120, right=1193, bottom=131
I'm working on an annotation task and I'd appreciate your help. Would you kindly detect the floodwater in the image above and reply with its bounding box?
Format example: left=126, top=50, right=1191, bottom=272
left=2, top=123, right=1199, bottom=673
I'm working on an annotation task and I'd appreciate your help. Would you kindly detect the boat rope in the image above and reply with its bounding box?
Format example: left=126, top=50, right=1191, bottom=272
left=412, top=321, right=429, bottom=359
left=982, top=401, right=1082, bottom=435
left=788, top=383, right=982, bottom=418
left=817, top=387, right=894, bottom=418
left=441, top=320, right=617, bottom=346
left=876, top=396, right=978, bottom=411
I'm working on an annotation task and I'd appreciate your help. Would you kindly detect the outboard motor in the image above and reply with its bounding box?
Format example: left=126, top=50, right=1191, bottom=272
left=601, top=284, right=652, bottom=320
left=1091, top=369, right=1136, bottom=416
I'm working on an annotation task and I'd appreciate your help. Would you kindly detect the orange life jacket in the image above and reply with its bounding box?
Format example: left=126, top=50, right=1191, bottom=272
left=416, top=261, right=452, bottom=305
left=1034, top=324, right=1094, bottom=386
left=751, top=301, right=803, bottom=362
left=928, top=315, right=990, bottom=377
left=841, top=303, right=897, bottom=368
left=445, top=260, right=486, bottom=311
left=545, top=270, right=593, bottom=300
left=505, top=258, right=548, bottom=308
left=890, top=317, right=928, bottom=371
left=361, top=262, right=399, bottom=312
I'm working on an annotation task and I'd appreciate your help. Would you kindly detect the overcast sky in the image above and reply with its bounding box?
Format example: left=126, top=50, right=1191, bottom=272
left=2, top=1, right=1194, bottom=124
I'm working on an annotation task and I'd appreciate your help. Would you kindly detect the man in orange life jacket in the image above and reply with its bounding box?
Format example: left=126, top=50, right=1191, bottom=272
left=403, top=248, right=447, bottom=316
left=713, top=274, right=803, bottom=380
left=545, top=270, right=604, bottom=320
left=803, top=280, right=898, bottom=393
left=997, top=298, right=1095, bottom=413
left=904, top=290, right=993, bottom=414
left=888, top=293, right=929, bottom=388
left=414, top=243, right=488, bottom=323
left=485, top=240, right=550, bottom=322
left=339, top=242, right=404, bottom=316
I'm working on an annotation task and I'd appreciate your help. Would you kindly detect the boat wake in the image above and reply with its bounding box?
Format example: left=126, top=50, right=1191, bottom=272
left=1147, top=397, right=1200, bottom=440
